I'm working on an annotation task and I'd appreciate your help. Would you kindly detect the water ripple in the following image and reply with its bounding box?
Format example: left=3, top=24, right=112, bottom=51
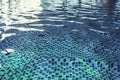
left=0, top=0, right=119, bottom=34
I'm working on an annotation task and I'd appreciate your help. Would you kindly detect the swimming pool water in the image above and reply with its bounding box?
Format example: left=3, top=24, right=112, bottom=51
left=0, top=0, right=120, bottom=80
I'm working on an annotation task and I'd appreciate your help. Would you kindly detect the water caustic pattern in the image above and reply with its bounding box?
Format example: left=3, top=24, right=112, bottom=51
left=0, top=0, right=120, bottom=80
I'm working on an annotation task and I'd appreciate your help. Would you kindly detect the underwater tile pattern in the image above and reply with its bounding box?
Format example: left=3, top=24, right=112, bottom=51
left=0, top=30, right=120, bottom=80
left=0, top=0, right=120, bottom=80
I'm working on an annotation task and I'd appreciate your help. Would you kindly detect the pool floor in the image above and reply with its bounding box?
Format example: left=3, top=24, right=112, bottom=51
left=0, top=0, right=120, bottom=80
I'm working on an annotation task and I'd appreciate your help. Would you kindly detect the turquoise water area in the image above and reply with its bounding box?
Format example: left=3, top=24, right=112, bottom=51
left=0, top=0, right=120, bottom=80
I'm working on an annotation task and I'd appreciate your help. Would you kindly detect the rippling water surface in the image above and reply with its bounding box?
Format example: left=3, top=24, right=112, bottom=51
left=0, top=0, right=120, bottom=80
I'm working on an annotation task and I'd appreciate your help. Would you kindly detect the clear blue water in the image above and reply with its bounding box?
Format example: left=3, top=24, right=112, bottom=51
left=0, top=0, right=120, bottom=80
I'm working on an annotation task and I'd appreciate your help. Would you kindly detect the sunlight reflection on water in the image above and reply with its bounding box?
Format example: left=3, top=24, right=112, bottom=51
left=0, top=0, right=43, bottom=25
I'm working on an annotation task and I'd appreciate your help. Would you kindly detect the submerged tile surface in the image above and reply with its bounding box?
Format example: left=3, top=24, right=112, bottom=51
left=0, top=0, right=120, bottom=80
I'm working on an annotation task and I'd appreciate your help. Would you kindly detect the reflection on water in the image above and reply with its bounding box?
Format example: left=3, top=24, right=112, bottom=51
left=1, top=48, right=15, bottom=55
left=0, top=0, right=120, bottom=80
left=0, top=0, right=43, bottom=25
left=0, top=0, right=119, bottom=27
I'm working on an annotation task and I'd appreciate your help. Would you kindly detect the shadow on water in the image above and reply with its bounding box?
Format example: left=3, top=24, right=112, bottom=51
left=99, top=0, right=120, bottom=36
left=104, top=0, right=118, bottom=15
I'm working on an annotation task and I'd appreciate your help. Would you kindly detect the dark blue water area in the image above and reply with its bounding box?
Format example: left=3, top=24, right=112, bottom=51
left=0, top=0, right=120, bottom=80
